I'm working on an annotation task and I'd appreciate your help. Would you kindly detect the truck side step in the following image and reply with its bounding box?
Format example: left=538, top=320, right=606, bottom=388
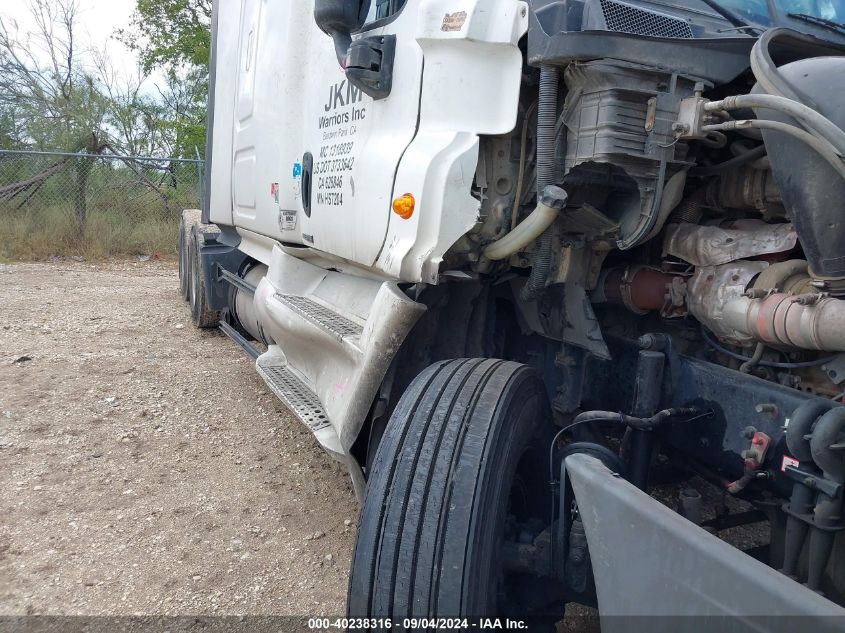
left=252, top=246, right=426, bottom=467
left=275, top=293, right=363, bottom=342
left=256, top=354, right=332, bottom=433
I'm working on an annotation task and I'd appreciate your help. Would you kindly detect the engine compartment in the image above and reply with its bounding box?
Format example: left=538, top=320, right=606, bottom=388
left=466, top=28, right=845, bottom=399
left=448, top=14, right=845, bottom=600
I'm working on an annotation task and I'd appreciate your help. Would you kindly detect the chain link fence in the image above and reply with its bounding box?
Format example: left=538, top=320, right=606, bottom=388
left=0, top=149, right=204, bottom=258
left=0, top=149, right=204, bottom=222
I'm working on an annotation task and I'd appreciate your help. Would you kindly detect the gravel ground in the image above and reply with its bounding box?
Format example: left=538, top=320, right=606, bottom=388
left=0, top=260, right=358, bottom=616
left=0, top=260, right=766, bottom=628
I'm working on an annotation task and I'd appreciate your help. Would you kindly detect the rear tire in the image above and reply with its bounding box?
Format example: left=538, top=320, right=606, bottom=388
left=188, top=225, right=220, bottom=329
left=348, top=358, right=554, bottom=620
left=179, top=210, right=200, bottom=301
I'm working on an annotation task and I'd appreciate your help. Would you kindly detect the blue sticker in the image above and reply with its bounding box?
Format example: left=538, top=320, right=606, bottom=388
left=292, top=162, right=302, bottom=178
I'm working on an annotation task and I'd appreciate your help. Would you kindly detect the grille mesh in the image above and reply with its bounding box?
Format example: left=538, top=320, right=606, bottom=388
left=599, top=0, right=693, bottom=39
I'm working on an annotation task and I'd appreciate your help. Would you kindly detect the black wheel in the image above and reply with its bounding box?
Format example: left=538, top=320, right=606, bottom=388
left=348, top=358, right=558, bottom=622
left=178, top=219, right=189, bottom=301
left=188, top=226, right=220, bottom=329
left=179, top=210, right=200, bottom=301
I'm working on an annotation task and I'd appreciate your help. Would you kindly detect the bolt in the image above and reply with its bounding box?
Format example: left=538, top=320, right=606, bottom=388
left=755, top=403, right=778, bottom=417
left=672, top=122, right=689, bottom=134
left=804, top=477, right=817, bottom=488
left=521, top=6, right=527, bottom=17
left=638, top=334, right=656, bottom=349
left=554, top=352, right=577, bottom=367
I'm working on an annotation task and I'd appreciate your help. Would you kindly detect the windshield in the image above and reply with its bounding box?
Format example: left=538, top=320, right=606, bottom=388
left=714, top=0, right=844, bottom=26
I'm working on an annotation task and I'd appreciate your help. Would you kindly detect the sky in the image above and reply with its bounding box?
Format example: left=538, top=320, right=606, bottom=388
left=0, top=0, right=165, bottom=94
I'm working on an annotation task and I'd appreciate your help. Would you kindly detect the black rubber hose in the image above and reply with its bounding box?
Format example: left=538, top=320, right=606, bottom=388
left=751, top=28, right=820, bottom=109
left=786, top=399, right=838, bottom=462
left=570, top=407, right=700, bottom=431
left=522, top=66, right=559, bottom=301
left=811, top=407, right=845, bottom=483
left=691, top=144, right=767, bottom=176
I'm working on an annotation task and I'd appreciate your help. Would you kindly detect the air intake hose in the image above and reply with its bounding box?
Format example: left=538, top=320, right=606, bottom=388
left=521, top=66, right=560, bottom=301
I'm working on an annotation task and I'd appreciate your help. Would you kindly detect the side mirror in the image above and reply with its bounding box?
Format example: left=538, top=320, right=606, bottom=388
left=314, top=0, right=371, bottom=66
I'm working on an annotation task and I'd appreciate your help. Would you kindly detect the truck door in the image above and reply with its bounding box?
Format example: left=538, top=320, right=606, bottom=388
left=230, top=0, right=422, bottom=269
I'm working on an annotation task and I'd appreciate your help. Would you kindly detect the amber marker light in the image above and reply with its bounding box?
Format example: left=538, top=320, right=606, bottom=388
left=392, top=193, right=415, bottom=219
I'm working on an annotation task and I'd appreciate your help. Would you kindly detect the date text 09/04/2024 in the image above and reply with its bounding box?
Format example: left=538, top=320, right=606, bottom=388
left=307, top=618, right=529, bottom=630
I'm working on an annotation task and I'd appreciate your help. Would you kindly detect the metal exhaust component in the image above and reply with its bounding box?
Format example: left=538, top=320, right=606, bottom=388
left=723, top=293, right=845, bottom=352
left=597, top=266, right=687, bottom=317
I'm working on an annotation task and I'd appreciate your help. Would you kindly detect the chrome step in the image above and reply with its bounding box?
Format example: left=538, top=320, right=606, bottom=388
left=275, top=293, right=363, bottom=341
left=256, top=355, right=331, bottom=433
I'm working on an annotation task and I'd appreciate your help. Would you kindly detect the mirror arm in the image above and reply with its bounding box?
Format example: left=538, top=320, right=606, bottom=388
left=330, top=31, right=352, bottom=67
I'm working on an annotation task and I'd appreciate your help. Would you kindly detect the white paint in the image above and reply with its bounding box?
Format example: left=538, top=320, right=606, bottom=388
left=211, top=0, right=528, bottom=281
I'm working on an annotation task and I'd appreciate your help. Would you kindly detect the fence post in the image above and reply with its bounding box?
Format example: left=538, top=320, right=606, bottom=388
left=73, top=153, right=94, bottom=242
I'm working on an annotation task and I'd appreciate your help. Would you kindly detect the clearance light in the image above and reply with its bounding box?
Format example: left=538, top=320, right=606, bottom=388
left=392, top=193, right=415, bottom=220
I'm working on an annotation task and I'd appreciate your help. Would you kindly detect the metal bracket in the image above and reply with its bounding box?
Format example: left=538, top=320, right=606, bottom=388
left=219, top=319, right=260, bottom=360
left=784, top=464, right=842, bottom=499
left=217, top=265, right=256, bottom=296
left=346, top=35, right=396, bottom=100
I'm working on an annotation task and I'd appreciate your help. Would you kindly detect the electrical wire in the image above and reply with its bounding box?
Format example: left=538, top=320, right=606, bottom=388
left=546, top=407, right=711, bottom=568
left=511, top=101, right=537, bottom=231
left=700, top=325, right=837, bottom=369
left=547, top=408, right=711, bottom=484
left=740, top=342, right=766, bottom=374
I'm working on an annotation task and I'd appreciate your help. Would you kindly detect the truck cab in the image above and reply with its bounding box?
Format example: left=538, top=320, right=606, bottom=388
left=181, top=0, right=845, bottom=626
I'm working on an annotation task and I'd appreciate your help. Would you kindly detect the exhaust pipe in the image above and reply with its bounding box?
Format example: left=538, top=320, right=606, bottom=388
left=723, top=292, right=845, bottom=351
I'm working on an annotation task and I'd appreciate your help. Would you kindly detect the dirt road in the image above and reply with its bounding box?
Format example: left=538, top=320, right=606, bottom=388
left=0, top=261, right=357, bottom=616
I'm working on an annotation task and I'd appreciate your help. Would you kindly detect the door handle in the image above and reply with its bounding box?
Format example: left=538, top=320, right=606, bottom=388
left=301, top=151, right=313, bottom=217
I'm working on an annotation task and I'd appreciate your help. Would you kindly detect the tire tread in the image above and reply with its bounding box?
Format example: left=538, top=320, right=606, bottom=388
left=348, top=359, right=547, bottom=620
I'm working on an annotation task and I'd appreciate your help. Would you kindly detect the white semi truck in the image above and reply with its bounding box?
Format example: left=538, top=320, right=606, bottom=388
left=181, top=0, right=845, bottom=627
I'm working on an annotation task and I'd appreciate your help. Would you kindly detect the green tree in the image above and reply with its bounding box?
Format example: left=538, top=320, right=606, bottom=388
left=0, top=104, right=25, bottom=149
left=121, top=0, right=211, bottom=73
left=119, top=0, right=212, bottom=157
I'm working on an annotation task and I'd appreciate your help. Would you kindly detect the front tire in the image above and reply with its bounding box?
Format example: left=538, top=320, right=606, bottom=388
left=348, top=358, right=553, bottom=620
